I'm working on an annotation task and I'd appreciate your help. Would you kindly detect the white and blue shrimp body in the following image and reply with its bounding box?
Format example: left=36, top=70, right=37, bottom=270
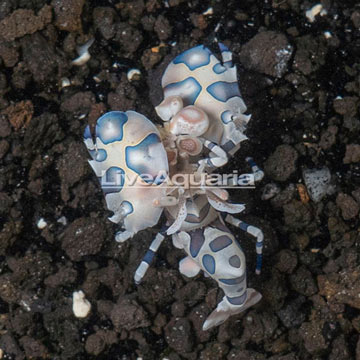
left=84, top=43, right=264, bottom=330
left=84, top=111, right=169, bottom=242
left=156, top=43, right=251, bottom=156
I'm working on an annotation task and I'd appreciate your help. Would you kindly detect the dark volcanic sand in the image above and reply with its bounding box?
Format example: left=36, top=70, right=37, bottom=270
left=0, top=0, right=360, bottom=359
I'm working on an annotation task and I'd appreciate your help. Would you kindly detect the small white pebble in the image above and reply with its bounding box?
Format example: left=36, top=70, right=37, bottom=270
left=72, top=290, right=91, bottom=318
left=61, top=77, right=71, bottom=88
left=37, top=218, right=47, bottom=229
left=306, top=4, right=327, bottom=23
left=324, top=31, right=332, bottom=38
left=57, top=216, right=67, bottom=226
left=202, top=7, right=213, bottom=15
left=127, top=68, right=141, bottom=82
left=20, top=300, right=31, bottom=312
left=72, top=38, right=95, bottom=66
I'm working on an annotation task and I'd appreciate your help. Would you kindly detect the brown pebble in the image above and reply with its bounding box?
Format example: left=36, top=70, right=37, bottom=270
left=52, top=0, right=85, bottom=32
left=110, top=298, right=150, bottom=331
left=343, top=144, right=360, bottom=164
left=264, top=145, right=298, bottom=182
left=319, top=125, right=338, bottom=150
left=85, top=333, right=106, bottom=356
left=141, top=48, right=162, bottom=70
left=333, top=96, right=358, bottom=117
left=60, top=217, right=106, bottom=261
left=0, top=42, right=19, bottom=67
left=0, top=139, right=9, bottom=158
left=154, top=15, right=172, bottom=41
left=0, top=5, right=52, bottom=41
left=240, top=31, right=293, bottom=78
left=2, top=100, right=33, bottom=130
left=336, top=193, right=359, bottom=220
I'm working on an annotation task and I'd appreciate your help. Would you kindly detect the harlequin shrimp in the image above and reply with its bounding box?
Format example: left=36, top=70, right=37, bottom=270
left=84, top=43, right=264, bottom=330
left=156, top=43, right=251, bottom=157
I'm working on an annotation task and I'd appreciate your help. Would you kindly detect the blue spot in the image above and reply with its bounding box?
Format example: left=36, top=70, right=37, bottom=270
left=229, top=255, right=241, bottom=268
left=83, top=125, right=92, bottom=139
left=256, top=241, right=263, bottom=248
left=223, top=60, right=233, bottom=68
left=100, top=166, right=125, bottom=194
left=227, top=292, right=247, bottom=305
left=256, top=254, right=263, bottom=272
left=89, top=149, right=107, bottom=162
left=173, top=45, right=211, bottom=70
left=143, top=249, right=155, bottom=264
left=96, top=111, right=128, bottom=145
left=247, top=158, right=256, bottom=167
left=164, top=77, right=202, bottom=106
left=219, top=275, right=245, bottom=285
left=209, top=235, right=232, bottom=252
left=213, top=61, right=233, bottom=74
left=121, top=200, right=133, bottom=216
left=207, top=142, right=216, bottom=150
left=125, top=133, right=167, bottom=184
left=206, top=81, right=241, bottom=102
left=222, top=140, right=236, bottom=152
left=213, top=63, right=227, bottom=74
left=202, top=254, right=216, bottom=274
left=189, top=230, right=205, bottom=257
left=218, top=42, right=229, bottom=52
left=239, top=222, right=249, bottom=231
left=221, top=110, right=233, bottom=124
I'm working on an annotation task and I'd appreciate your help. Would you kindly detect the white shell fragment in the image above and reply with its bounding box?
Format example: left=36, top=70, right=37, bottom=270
left=127, top=68, right=141, bottom=82
left=72, top=290, right=91, bottom=318
left=305, top=4, right=327, bottom=23
left=274, top=46, right=293, bottom=78
left=36, top=218, right=47, bottom=229
left=72, top=38, right=95, bottom=66
left=57, top=216, right=67, bottom=226
left=61, top=77, right=71, bottom=88
left=203, top=7, right=213, bottom=15
left=303, top=167, right=335, bottom=202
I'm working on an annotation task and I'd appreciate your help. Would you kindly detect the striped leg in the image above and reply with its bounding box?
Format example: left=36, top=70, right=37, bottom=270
left=245, top=157, right=264, bottom=182
left=134, top=233, right=166, bottom=284
left=224, top=214, right=264, bottom=275
left=198, top=140, right=228, bottom=169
